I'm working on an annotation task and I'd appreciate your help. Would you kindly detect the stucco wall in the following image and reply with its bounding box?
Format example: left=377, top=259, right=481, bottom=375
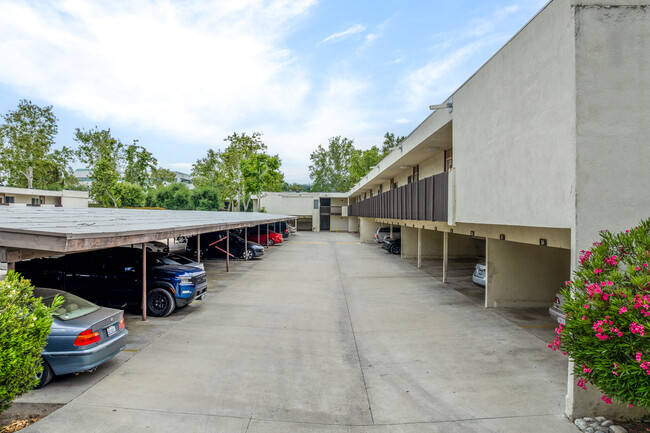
left=572, top=3, right=650, bottom=260
left=260, top=194, right=315, bottom=216
left=453, top=0, right=576, bottom=229
left=486, top=239, right=571, bottom=308
left=568, top=2, right=650, bottom=419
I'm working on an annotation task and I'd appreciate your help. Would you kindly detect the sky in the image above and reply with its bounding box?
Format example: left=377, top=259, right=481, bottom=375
left=0, top=0, right=548, bottom=184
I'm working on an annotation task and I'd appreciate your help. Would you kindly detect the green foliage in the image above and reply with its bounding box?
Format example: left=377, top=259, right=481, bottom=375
left=309, top=132, right=404, bottom=192
left=550, top=219, right=650, bottom=408
left=146, top=183, right=222, bottom=211
left=189, top=187, right=222, bottom=211
left=309, top=136, right=356, bottom=192
left=150, top=167, right=176, bottom=188
left=349, top=146, right=383, bottom=186
left=0, top=271, right=62, bottom=413
left=0, top=100, right=75, bottom=190
left=115, top=182, right=146, bottom=207
left=123, top=141, right=158, bottom=188
left=75, top=128, right=123, bottom=208
left=382, top=131, right=405, bottom=155
left=282, top=182, right=311, bottom=192
left=192, top=132, right=284, bottom=211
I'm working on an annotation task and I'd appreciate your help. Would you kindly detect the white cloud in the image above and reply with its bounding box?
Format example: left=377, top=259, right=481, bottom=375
left=322, top=24, right=366, bottom=43
left=394, top=118, right=410, bottom=124
left=0, top=0, right=314, bottom=144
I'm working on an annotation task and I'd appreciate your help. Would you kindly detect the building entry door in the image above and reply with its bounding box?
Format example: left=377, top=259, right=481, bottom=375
left=320, top=215, right=330, bottom=231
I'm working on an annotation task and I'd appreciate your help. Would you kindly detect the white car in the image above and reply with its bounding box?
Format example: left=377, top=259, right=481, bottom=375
left=549, top=293, right=566, bottom=324
left=472, top=264, right=486, bottom=287
left=374, top=227, right=401, bottom=243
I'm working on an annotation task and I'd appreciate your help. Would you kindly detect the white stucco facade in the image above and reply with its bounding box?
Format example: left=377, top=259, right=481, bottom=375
left=0, top=186, right=89, bottom=208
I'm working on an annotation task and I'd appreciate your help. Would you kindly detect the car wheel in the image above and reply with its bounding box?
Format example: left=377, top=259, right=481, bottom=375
left=390, top=244, right=400, bottom=255
left=267, top=239, right=274, bottom=246
left=147, top=288, right=176, bottom=317
left=35, top=358, right=54, bottom=389
left=246, top=248, right=254, bottom=260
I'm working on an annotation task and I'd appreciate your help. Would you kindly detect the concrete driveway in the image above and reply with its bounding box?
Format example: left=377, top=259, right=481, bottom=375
left=22, top=231, right=578, bottom=432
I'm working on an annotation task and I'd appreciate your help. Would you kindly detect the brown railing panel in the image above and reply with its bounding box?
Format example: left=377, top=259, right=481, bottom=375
left=348, top=171, right=448, bottom=222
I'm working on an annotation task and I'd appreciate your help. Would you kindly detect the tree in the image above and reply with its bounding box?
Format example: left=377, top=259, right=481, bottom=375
left=150, top=167, right=176, bottom=188
left=75, top=128, right=123, bottom=208
left=189, top=187, right=222, bottom=211
left=115, top=182, right=146, bottom=207
left=309, top=136, right=355, bottom=192
left=241, top=153, right=284, bottom=211
left=382, top=131, right=405, bottom=156
left=349, top=146, right=383, bottom=186
left=0, top=100, right=74, bottom=189
left=220, top=132, right=266, bottom=211
left=191, top=149, right=222, bottom=190
left=123, top=141, right=157, bottom=188
left=282, top=182, right=311, bottom=192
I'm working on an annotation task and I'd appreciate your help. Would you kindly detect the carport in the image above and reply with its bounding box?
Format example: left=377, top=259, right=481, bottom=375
left=0, top=207, right=294, bottom=320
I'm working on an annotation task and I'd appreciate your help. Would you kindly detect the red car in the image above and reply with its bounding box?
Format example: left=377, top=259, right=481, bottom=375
left=246, top=227, right=283, bottom=246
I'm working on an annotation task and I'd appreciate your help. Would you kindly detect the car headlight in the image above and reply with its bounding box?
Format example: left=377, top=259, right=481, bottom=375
left=179, top=276, right=192, bottom=285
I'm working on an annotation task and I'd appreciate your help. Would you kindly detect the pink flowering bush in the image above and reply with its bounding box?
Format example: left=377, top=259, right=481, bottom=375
left=549, top=220, right=650, bottom=408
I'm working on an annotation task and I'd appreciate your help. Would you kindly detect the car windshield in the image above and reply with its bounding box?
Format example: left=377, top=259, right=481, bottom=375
left=41, top=292, right=101, bottom=321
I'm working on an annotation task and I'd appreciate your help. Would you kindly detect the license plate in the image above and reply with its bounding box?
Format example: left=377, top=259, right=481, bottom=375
left=106, top=324, right=117, bottom=336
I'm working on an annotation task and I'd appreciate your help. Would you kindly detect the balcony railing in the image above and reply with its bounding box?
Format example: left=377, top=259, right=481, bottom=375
left=348, top=171, right=448, bottom=222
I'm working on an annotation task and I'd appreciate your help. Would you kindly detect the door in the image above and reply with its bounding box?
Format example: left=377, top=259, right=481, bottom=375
left=320, top=215, right=330, bottom=231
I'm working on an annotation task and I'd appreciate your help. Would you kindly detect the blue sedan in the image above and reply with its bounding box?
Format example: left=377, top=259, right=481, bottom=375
left=34, top=287, right=128, bottom=388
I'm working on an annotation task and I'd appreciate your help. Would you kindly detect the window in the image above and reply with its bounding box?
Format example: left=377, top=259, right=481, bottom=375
left=31, top=198, right=40, bottom=205
left=413, top=165, right=419, bottom=182
left=314, top=199, right=319, bottom=209
left=390, top=178, right=395, bottom=190
left=5, top=196, right=14, bottom=204
left=378, top=185, right=382, bottom=194
left=407, top=175, right=412, bottom=184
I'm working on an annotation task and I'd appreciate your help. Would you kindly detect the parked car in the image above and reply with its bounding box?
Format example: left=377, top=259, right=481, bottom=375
left=186, top=232, right=264, bottom=260
left=129, top=241, right=169, bottom=253
left=549, top=292, right=566, bottom=324
left=16, top=247, right=207, bottom=317
left=148, top=251, right=204, bottom=271
left=270, top=222, right=290, bottom=239
left=472, top=264, right=486, bottom=287
left=382, top=237, right=401, bottom=255
left=33, top=287, right=128, bottom=388
left=245, top=226, right=283, bottom=246
left=374, top=227, right=401, bottom=243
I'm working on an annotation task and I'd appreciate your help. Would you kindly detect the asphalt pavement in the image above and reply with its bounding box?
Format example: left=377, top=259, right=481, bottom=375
left=21, top=231, right=578, bottom=432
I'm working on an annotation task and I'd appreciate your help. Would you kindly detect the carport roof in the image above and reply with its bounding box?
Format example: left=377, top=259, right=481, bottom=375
left=0, top=207, right=295, bottom=261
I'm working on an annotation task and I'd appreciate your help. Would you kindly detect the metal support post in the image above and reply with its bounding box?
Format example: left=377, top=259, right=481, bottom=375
left=443, top=231, right=449, bottom=283
left=244, top=227, right=248, bottom=261
left=417, top=227, right=422, bottom=269
left=197, top=234, right=201, bottom=263
left=142, top=244, right=147, bottom=321
left=226, top=231, right=230, bottom=272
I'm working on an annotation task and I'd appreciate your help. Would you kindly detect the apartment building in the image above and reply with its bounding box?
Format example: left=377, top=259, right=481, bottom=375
left=0, top=186, right=88, bottom=208
left=255, top=192, right=349, bottom=232
left=262, top=0, right=650, bottom=418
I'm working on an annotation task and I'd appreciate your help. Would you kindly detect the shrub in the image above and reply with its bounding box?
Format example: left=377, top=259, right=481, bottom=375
left=0, top=271, right=61, bottom=414
left=549, top=219, right=650, bottom=408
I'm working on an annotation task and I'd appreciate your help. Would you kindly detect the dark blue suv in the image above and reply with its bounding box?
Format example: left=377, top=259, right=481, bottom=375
left=16, top=247, right=207, bottom=317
